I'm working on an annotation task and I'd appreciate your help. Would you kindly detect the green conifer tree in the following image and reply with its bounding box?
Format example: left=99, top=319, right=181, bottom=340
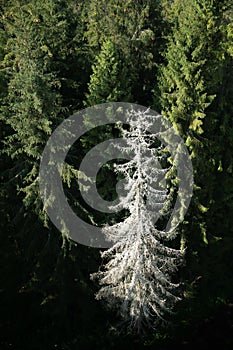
left=158, top=0, right=233, bottom=317
left=85, top=0, right=164, bottom=105
left=0, top=2, right=102, bottom=347
left=85, top=40, right=132, bottom=106
left=1, top=0, right=85, bottom=225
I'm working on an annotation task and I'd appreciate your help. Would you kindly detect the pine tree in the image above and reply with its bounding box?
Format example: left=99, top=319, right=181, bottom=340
left=85, top=40, right=132, bottom=106
left=0, top=0, right=84, bottom=227
left=85, top=0, right=164, bottom=105
left=83, top=0, right=166, bottom=217
left=158, top=0, right=227, bottom=243
left=0, top=2, right=102, bottom=347
left=92, top=108, right=183, bottom=332
left=158, top=0, right=233, bottom=314
left=205, top=0, right=233, bottom=268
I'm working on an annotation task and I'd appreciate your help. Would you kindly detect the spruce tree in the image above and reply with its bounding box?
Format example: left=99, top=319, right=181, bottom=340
left=1, top=0, right=84, bottom=226
left=159, top=0, right=224, bottom=240
left=85, top=0, right=164, bottom=105
left=158, top=0, right=233, bottom=314
left=0, top=2, right=102, bottom=347
left=85, top=40, right=132, bottom=106
left=92, top=109, right=183, bottom=332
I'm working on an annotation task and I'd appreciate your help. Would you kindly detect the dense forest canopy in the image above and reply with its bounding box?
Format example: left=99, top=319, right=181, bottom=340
left=0, top=0, right=233, bottom=349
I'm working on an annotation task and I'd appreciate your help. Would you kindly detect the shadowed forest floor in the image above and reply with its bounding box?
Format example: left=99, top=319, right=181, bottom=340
left=0, top=301, right=233, bottom=349
left=148, top=303, right=233, bottom=350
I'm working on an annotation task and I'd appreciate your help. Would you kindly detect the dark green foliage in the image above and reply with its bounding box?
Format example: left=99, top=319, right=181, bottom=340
left=158, top=0, right=233, bottom=331
left=85, top=0, right=165, bottom=106
left=0, top=0, right=233, bottom=348
left=85, top=40, right=132, bottom=105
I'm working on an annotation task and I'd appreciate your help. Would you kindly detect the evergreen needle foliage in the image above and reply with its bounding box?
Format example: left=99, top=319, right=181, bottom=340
left=0, top=0, right=232, bottom=348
